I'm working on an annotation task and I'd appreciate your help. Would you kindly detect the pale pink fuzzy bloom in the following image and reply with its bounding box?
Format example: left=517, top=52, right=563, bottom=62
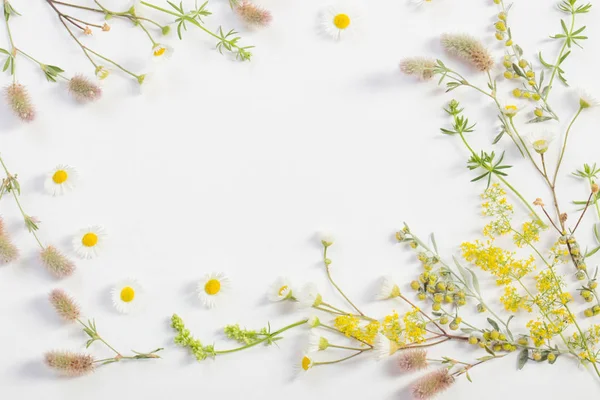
left=441, top=33, right=494, bottom=72
left=400, top=58, right=437, bottom=81
left=40, top=246, right=76, bottom=278
left=235, top=1, right=272, bottom=28
left=45, top=351, right=95, bottom=377
left=0, top=216, right=5, bottom=236
left=411, top=368, right=455, bottom=400
left=0, top=235, right=19, bottom=264
left=5, top=83, right=35, bottom=122
left=398, top=349, right=428, bottom=372
left=68, top=75, right=102, bottom=103
left=49, top=289, right=81, bottom=322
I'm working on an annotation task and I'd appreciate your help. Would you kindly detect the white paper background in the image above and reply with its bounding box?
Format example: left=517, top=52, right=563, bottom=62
left=1, top=0, right=600, bottom=398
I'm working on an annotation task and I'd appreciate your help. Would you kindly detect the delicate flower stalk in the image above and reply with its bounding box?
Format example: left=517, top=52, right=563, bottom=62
left=5, top=83, right=35, bottom=122
left=40, top=246, right=76, bottom=278
left=234, top=1, right=272, bottom=28
left=68, top=75, right=102, bottom=103
left=400, top=57, right=437, bottom=81
left=44, top=351, right=95, bottom=377
left=441, top=33, right=494, bottom=72
left=398, top=349, right=428, bottom=372
left=49, top=289, right=81, bottom=322
left=411, top=368, right=455, bottom=400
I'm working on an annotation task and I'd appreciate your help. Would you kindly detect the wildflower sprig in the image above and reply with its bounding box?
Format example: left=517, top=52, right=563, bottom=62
left=45, top=289, right=162, bottom=376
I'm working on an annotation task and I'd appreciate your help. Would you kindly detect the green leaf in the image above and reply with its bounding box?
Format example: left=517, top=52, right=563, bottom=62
left=431, top=233, right=439, bottom=254
left=487, top=318, right=500, bottom=331
left=467, top=268, right=481, bottom=295
left=517, top=348, right=529, bottom=370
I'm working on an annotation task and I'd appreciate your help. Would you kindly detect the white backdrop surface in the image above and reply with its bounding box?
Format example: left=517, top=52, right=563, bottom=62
left=1, top=0, right=600, bottom=398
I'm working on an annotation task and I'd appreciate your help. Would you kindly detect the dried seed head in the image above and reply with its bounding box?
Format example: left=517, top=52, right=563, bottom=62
left=44, top=351, right=95, bottom=377
left=533, top=198, right=545, bottom=207
left=40, top=246, right=76, bottom=278
left=0, top=234, right=19, bottom=264
left=68, top=75, right=102, bottom=103
left=49, top=289, right=81, bottom=322
left=102, top=23, right=110, bottom=32
left=441, top=33, right=494, bottom=72
left=411, top=368, right=455, bottom=399
left=400, top=57, right=437, bottom=81
left=592, top=183, right=599, bottom=194
left=398, top=349, right=428, bottom=372
left=84, top=26, right=93, bottom=35
left=235, top=1, right=272, bottom=28
left=5, top=83, right=35, bottom=122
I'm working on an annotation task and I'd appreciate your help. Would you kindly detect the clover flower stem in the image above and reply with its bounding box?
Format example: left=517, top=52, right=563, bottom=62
left=214, top=319, right=308, bottom=355
left=552, top=106, right=583, bottom=187
left=4, top=10, right=17, bottom=82
left=0, top=156, right=45, bottom=250
left=544, top=11, right=576, bottom=103
left=313, top=350, right=367, bottom=367
left=15, top=49, right=68, bottom=81
left=76, top=319, right=122, bottom=356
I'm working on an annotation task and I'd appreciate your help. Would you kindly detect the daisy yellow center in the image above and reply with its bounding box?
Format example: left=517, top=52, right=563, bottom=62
left=278, top=285, right=288, bottom=296
left=205, top=279, right=221, bottom=295
left=333, top=13, right=351, bottom=30
left=533, top=139, right=546, bottom=148
left=82, top=233, right=98, bottom=247
left=52, top=170, right=68, bottom=184
left=301, top=356, right=311, bottom=371
left=505, top=105, right=517, bottom=111
left=154, top=47, right=166, bottom=57
left=120, top=286, right=135, bottom=303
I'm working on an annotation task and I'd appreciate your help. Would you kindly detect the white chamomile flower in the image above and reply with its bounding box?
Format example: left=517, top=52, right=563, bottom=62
left=376, top=276, right=401, bottom=300
left=308, top=315, right=321, bottom=328
left=44, top=165, right=79, bottom=196
left=298, top=353, right=314, bottom=372
left=151, top=43, right=173, bottom=61
left=72, top=225, right=106, bottom=259
left=501, top=103, right=521, bottom=118
left=296, top=283, right=323, bottom=308
left=307, top=331, right=329, bottom=352
left=111, top=279, right=145, bottom=314
left=527, top=131, right=556, bottom=154
left=412, top=0, right=433, bottom=6
left=373, top=333, right=400, bottom=360
left=320, top=3, right=362, bottom=40
left=197, top=272, right=231, bottom=309
left=268, top=277, right=294, bottom=302
left=318, top=231, right=335, bottom=247
left=578, top=89, right=599, bottom=109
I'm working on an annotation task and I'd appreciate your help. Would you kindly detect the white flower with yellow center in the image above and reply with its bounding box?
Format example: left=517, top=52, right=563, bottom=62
left=151, top=43, right=173, bottom=61
left=296, top=283, right=323, bottom=308
left=373, top=333, right=400, bottom=360
left=44, top=165, right=78, bottom=196
left=376, top=276, right=401, bottom=300
left=307, top=332, right=329, bottom=352
left=501, top=103, right=521, bottom=118
left=298, top=353, right=314, bottom=372
left=72, top=226, right=106, bottom=259
left=320, top=4, right=362, bottom=40
left=578, top=89, right=599, bottom=109
left=412, top=0, right=433, bottom=5
left=197, top=272, right=231, bottom=309
left=308, top=315, right=321, bottom=328
left=527, top=131, right=556, bottom=154
left=111, top=279, right=145, bottom=314
left=268, top=277, right=294, bottom=302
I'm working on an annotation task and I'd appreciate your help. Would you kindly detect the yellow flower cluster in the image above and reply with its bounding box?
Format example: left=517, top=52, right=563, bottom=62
left=533, top=269, right=566, bottom=310
left=403, top=308, right=426, bottom=344
left=500, top=285, right=531, bottom=313
left=481, top=184, right=513, bottom=237
left=334, top=315, right=380, bottom=345
left=527, top=307, right=573, bottom=348
left=461, top=239, right=535, bottom=285
left=381, top=312, right=404, bottom=345
left=513, top=220, right=543, bottom=248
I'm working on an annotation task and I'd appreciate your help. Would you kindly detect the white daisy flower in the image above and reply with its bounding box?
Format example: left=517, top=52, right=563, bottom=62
left=197, top=272, right=231, bottom=309
left=298, top=353, right=314, bottom=372
left=501, top=103, right=522, bottom=118
left=578, top=89, right=599, bottom=109
left=111, top=279, right=145, bottom=314
left=307, top=331, right=329, bottom=352
left=376, top=276, right=401, bottom=300
left=319, top=3, right=362, bottom=40
left=527, top=131, right=556, bottom=154
left=268, top=277, right=294, bottom=302
left=411, top=0, right=433, bottom=5
left=308, top=315, right=321, bottom=328
left=151, top=43, right=173, bottom=61
left=318, top=231, right=335, bottom=247
left=373, top=333, right=400, bottom=360
left=44, top=165, right=79, bottom=196
left=72, top=225, right=106, bottom=259
left=296, top=283, right=323, bottom=308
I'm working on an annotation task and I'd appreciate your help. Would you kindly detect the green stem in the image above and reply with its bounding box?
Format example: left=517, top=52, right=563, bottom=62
left=552, top=107, right=583, bottom=187
left=137, top=20, right=157, bottom=45
left=4, top=10, right=16, bottom=82
left=328, top=344, right=365, bottom=351
left=544, top=11, right=575, bottom=102
left=313, top=350, right=366, bottom=366
left=83, top=47, right=139, bottom=79
left=323, top=245, right=366, bottom=317
left=215, top=319, right=307, bottom=355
